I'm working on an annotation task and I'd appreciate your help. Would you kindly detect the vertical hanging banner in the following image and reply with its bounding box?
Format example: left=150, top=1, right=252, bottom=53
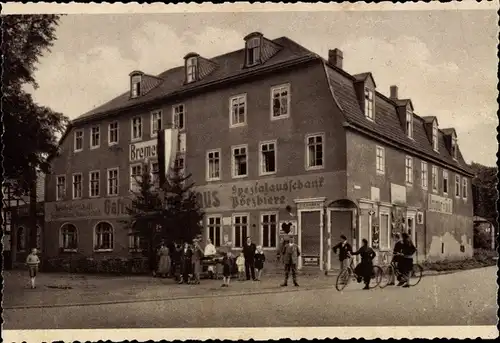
left=157, top=128, right=179, bottom=187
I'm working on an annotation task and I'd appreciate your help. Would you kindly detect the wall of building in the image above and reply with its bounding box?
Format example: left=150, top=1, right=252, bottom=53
left=345, top=130, right=473, bottom=262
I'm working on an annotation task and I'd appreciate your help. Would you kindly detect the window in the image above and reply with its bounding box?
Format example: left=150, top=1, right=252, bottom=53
left=17, top=226, right=26, bottom=252
left=443, top=170, right=449, bottom=195
left=455, top=175, right=461, bottom=198
left=260, top=141, right=277, bottom=175
left=60, top=224, right=78, bottom=251
left=90, top=125, right=100, bottom=148
left=432, top=165, right=438, bottom=192
left=207, top=215, right=222, bottom=247
left=364, top=88, right=374, bottom=120
left=178, top=132, right=186, bottom=152
left=261, top=213, right=277, bottom=248
left=56, top=175, right=66, bottom=201
left=306, top=133, right=324, bottom=169
left=462, top=178, right=468, bottom=199
left=407, top=214, right=416, bottom=243
left=151, top=162, right=159, bottom=188
left=376, top=146, right=385, bottom=175
left=405, top=156, right=413, bottom=185
left=432, top=122, right=439, bottom=152
left=131, top=75, right=141, bottom=98
left=232, top=145, right=248, bottom=178
left=230, top=94, right=247, bottom=127
left=89, top=171, right=100, bottom=198
left=172, top=104, right=185, bottom=130
left=72, top=173, right=82, bottom=199
left=175, top=155, right=185, bottom=176
left=246, top=37, right=261, bottom=66
left=421, top=162, right=428, bottom=189
left=452, top=137, right=458, bottom=160
left=74, top=130, right=83, bottom=152
left=151, top=110, right=162, bottom=137
left=94, top=222, right=113, bottom=251
left=186, top=57, right=197, bottom=83
left=379, top=212, right=391, bottom=250
left=406, top=109, right=413, bottom=139
left=233, top=214, right=249, bottom=248
left=130, top=164, right=142, bottom=192
left=206, top=149, right=221, bottom=181
left=271, top=84, right=290, bottom=119
left=131, top=116, right=142, bottom=141
left=108, top=121, right=119, bottom=145
left=107, top=168, right=119, bottom=196
left=128, top=228, right=141, bottom=251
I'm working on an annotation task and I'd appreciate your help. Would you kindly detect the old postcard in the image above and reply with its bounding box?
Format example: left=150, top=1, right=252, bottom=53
left=2, top=1, right=498, bottom=342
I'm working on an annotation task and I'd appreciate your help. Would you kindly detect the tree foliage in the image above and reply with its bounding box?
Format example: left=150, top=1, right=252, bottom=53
left=2, top=15, right=69, bottom=191
left=469, top=162, right=498, bottom=226
left=124, top=164, right=205, bottom=252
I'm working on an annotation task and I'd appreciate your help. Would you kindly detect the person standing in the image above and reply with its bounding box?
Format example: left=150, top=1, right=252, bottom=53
left=399, top=232, right=416, bottom=288
left=389, top=233, right=403, bottom=286
left=203, top=238, right=217, bottom=279
left=156, top=241, right=170, bottom=278
left=236, top=252, right=245, bottom=281
left=179, top=242, right=193, bottom=284
left=192, top=238, right=204, bottom=284
left=280, top=236, right=300, bottom=287
left=254, top=245, right=266, bottom=281
left=221, top=250, right=234, bottom=287
left=332, top=234, right=353, bottom=270
left=242, top=237, right=257, bottom=281
left=26, top=248, right=40, bottom=289
left=351, top=238, right=376, bottom=290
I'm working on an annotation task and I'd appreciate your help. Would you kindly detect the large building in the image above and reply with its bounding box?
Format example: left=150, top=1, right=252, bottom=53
left=44, top=32, right=474, bottom=271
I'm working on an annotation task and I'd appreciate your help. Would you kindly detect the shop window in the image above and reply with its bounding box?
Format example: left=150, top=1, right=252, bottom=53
left=60, top=224, right=78, bottom=251
left=207, top=215, right=222, bottom=247
left=261, top=213, right=277, bottom=248
left=233, top=214, right=249, bottom=248
left=94, top=222, right=114, bottom=251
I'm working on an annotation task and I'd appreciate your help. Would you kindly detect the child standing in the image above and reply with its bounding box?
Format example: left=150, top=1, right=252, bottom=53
left=254, top=245, right=266, bottom=281
left=222, top=251, right=234, bottom=287
left=26, top=248, right=40, bottom=289
left=236, top=252, right=245, bottom=281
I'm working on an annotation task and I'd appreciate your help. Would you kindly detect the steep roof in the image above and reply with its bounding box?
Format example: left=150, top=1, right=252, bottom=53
left=73, top=36, right=318, bottom=124
left=323, top=63, right=472, bottom=176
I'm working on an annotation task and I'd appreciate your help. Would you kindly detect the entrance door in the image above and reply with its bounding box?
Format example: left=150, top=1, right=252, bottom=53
left=330, top=210, right=353, bottom=270
left=300, top=211, right=321, bottom=269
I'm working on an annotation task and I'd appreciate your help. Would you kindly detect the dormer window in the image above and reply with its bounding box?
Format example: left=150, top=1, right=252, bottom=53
left=451, top=136, right=458, bottom=160
left=432, top=122, right=439, bottom=152
left=246, top=37, right=261, bottom=66
left=186, top=56, right=198, bottom=83
left=364, top=88, right=374, bottom=120
left=406, top=108, right=413, bottom=139
left=131, top=75, right=141, bottom=98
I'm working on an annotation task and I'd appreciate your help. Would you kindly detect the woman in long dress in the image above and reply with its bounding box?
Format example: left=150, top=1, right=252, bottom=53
left=157, top=242, right=170, bottom=278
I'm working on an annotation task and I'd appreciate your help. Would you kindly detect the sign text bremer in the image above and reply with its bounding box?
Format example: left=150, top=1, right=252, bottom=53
left=130, top=139, right=157, bottom=163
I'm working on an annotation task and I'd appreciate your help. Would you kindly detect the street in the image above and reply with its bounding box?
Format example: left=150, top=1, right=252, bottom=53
left=3, top=267, right=497, bottom=330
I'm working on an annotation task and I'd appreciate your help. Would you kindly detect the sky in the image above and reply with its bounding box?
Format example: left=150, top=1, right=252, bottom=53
left=26, top=10, right=498, bottom=166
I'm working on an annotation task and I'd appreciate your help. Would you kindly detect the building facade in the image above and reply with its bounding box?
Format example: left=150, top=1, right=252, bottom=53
left=44, top=32, right=474, bottom=271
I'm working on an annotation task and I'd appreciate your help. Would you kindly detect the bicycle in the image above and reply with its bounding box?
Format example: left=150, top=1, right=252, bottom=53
left=379, top=252, right=423, bottom=288
left=335, top=258, right=383, bottom=291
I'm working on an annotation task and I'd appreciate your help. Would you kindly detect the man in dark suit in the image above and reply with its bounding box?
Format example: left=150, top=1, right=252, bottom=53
left=280, top=236, right=300, bottom=287
left=332, top=234, right=353, bottom=270
left=242, top=236, right=257, bottom=281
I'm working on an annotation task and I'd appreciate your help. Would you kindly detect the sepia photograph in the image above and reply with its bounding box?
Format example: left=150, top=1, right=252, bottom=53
left=2, top=1, right=498, bottom=341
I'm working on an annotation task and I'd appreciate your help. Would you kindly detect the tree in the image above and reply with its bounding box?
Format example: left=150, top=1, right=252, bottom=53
left=3, top=15, right=69, bottom=248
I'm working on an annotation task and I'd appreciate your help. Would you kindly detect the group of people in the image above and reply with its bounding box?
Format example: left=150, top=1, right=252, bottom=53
left=333, top=232, right=416, bottom=290
left=221, top=237, right=266, bottom=287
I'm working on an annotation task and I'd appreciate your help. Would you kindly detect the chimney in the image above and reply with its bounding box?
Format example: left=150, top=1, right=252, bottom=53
left=328, top=48, right=343, bottom=69
left=390, top=85, right=398, bottom=100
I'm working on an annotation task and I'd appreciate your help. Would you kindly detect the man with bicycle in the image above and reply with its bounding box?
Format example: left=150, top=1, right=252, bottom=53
left=397, top=232, right=416, bottom=288
left=332, top=234, right=352, bottom=270
left=388, top=233, right=403, bottom=286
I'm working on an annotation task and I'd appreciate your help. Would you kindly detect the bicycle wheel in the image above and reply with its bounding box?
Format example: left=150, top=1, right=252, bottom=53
left=408, top=264, right=423, bottom=287
left=369, top=265, right=383, bottom=288
left=336, top=268, right=351, bottom=291
left=379, top=265, right=395, bottom=288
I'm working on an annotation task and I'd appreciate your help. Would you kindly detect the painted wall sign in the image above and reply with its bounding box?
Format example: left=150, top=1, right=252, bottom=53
left=428, top=194, right=453, bottom=214
left=45, top=198, right=131, bottom=222
left=130, top=139, right=158, bottom=163
left=390, top=183, right=407, bottom=205
left=194, top=172, right=339, bottom=212
left=279, top=220, right=297, bottom=235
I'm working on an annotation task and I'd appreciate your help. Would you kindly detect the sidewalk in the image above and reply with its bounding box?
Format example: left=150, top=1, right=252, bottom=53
left=3, top=267, right=456, bottom=309
left=3, top=270, right=337, bottom=309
